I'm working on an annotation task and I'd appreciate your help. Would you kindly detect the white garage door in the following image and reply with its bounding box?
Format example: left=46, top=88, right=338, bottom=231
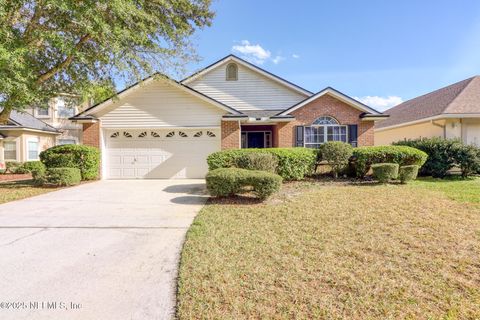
left=105, top=128, right=220, bottom=179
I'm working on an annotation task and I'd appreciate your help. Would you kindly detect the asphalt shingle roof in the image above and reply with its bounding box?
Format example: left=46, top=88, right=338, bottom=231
left=0, top=110, right=59, bottom=133
left=377, top=76, right=480, bottom=129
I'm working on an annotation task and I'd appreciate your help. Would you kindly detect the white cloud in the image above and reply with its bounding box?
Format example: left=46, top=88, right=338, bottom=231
left=272, top=55, right=285, bottom=64
left=232, top=40, right=271, bottom=64
left=292, top=54, right=300, bottom=59
left=354, top=95, right=403, bottom=111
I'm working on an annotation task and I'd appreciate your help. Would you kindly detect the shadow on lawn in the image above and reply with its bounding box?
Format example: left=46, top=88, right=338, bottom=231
left=0, top=180, right=37, bottom=189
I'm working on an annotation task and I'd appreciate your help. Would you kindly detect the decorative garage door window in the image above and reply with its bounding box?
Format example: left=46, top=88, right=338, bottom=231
left=108, top=130, right=219, bottom=140
left=304, top=116, right=347, bottom=148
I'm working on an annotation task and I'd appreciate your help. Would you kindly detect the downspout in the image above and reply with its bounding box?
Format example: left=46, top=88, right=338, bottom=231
left=431, top=120, right=446, bottom=138
left=238, top=120, right=242, bottom=149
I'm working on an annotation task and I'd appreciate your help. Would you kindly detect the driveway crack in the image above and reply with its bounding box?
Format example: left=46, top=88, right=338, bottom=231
left=2, top=228, right=47, bottom=246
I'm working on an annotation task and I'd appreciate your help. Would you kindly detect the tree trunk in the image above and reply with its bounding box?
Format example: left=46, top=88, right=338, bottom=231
left=0, top=104, right=13, bottom=125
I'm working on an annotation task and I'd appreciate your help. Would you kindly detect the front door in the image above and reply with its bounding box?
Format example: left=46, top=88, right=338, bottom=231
left=247, top=132, right=265, bottom=148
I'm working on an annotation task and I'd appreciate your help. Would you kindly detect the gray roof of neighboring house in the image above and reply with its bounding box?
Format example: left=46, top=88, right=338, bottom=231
left=0, top=110, right=59, bottom=133
left=377, top=76, right=480, bottom=129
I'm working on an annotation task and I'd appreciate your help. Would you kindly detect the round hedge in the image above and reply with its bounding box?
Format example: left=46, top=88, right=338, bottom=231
left=371, top=163, right=399, bottom=183
left=45, top=167, right=82, bottom=186
left=352, top=146, right=428, bottom=178
left=206, top=168, right=282, bottom=200
left=40, top=145, right=100, bottom=180
left=399, top=165, right=419, bottom=184
left=207, top=148, right=317, bottom=181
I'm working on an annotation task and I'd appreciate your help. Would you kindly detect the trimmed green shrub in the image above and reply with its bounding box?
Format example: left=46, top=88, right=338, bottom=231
left=454, top=144, right=480, bottom=178
left=40, top=145, right=100, bottom=180
left=235, top=152, right=278, bottom=173
left=399, top=165, right=419, bottom=184
left=45, top=167, right=82, bottom=186
left=394, top=138, right=460, bottom=177
left=5, top=161, right=23, bottom=174
left=206, top=168, right=282, bottom=199
left=318, top=141, right=353, bottom=178
left=371, top=163, right=399, bottom=183
left=20, top=161, right=47, bottom=184
left=352, top=146, right=428, bottom=178
left=207, top=148, right=317, bottom=180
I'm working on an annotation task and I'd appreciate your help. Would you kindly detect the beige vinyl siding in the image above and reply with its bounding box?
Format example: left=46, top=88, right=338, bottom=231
left=97, top=80, right=224, bottom=128
left=188, top=62, right=308, bottom=111
left=375, top=121, right=444, bottom=145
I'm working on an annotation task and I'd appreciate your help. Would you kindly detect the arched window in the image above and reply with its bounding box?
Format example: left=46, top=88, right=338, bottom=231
left=226, top=63, right=238, bottom=81
left=304, top=116, right=347, bottom=148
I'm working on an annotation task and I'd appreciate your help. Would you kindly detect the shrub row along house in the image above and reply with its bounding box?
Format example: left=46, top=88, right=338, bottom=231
left=68, top=55, right=387, bottom=179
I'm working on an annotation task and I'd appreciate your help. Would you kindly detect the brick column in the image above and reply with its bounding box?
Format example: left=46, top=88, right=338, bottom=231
left=221, top=120, right=240, bottom=149
left=82, top=122, right=101, bottom=148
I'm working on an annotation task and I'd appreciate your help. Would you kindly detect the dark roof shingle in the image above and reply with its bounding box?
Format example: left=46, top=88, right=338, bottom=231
left=0, top=110, right=59, bottom=133
left=377, top=76, right=480, bottom=129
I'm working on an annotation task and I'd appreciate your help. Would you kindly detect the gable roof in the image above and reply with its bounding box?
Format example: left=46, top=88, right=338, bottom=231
left=277, top=87, right=384, bottom=116
left=181, top=54, right=313, bottom=96
left=377, top=76, right=480, bottom=129
left=0, top=110, right=59, bottom=133
left=73, top=74, right=243, bottom=118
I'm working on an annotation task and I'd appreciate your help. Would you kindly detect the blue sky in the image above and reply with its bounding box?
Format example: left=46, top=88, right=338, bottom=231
left=184, top=0, right=480, bottom=111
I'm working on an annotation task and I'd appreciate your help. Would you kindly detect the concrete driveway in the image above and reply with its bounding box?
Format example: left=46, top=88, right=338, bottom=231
left=0, top=180, right=207, bottom=320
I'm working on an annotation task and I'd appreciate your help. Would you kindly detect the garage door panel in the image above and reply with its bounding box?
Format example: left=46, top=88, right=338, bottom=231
left=105, top=129, right=220, bottom=179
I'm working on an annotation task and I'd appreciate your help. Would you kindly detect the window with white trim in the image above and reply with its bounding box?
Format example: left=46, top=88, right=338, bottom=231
left=304, top=116, right=347, bottom=148
left=36, top=107, right=50, bottom=118
left=3, top=141, right=17, bottom=160
left=27, top=139, right=39, bottom=160
left=226, top=63, right=238, bottom=81
left=56, top=98, right=75, bottom=118
left=57, top=139, right=76, bottom=145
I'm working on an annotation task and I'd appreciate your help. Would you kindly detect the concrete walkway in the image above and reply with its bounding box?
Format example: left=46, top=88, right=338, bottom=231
left=0, top=180, right=207, bottom=320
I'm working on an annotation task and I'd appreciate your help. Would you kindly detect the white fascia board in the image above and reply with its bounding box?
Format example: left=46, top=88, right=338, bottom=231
left=374, top=113, right=480, bottom=132
left=279, top=88, right=381, bottom=116
left=182, top=56, right=312, bottom=96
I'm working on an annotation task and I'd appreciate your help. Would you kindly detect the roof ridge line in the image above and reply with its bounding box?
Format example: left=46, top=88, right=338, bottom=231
left=442, top=76, right=477, bottom=114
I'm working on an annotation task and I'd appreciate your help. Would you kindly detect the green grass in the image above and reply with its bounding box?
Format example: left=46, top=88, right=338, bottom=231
left=0, top=180, right=60, bottom=204
left=412, top=176, right=480, bottom=205
left=177, top=180, right=480, bottom=319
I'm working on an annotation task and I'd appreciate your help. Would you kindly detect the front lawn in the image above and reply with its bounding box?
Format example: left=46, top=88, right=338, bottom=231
left=177, top=179, right=480, bottom=319
left=0, top=180, right=60, bottom=204
left=412, top=176, right=480, bottom=206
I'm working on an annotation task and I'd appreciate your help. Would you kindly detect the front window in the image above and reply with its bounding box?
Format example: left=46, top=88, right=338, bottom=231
left=3, top=141, right=17, bottom=160
left=36, top=107, right=50, bottom=117
left=57, top=139, right=76, bottom=146
left=27, top=140, right=39, bottom=160
left=56, top=98, right=76, bottom=118
left=304, top=116, right=347, bottom=148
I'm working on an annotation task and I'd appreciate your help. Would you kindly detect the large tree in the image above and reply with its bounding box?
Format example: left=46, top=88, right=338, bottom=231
left=0, top=0, right=214, bottom=123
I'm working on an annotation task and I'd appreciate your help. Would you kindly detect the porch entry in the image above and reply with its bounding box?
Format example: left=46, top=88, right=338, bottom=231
left=241, top=125, right=273, bottom=148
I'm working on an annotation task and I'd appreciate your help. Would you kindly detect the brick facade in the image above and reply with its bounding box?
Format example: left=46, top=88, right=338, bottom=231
left=274, top=94, right=374, bottom=147
left=82, top=122, right=101, bottom=148
left=221, top=120, right=240, bottom=149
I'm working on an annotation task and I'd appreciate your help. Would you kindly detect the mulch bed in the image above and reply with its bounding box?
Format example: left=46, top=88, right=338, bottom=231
left=0, top=173, right=32, bottom=182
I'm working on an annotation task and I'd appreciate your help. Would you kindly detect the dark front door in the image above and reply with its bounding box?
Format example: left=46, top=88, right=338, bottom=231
left=247, top=132, right=265, bottom=148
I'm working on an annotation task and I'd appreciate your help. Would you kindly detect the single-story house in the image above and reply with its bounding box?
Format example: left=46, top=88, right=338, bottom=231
left=71, top=54, right=387, bottom=179
left=0, top=110, right=60, bottom=167
left=375, top=76, right=480, bottom=145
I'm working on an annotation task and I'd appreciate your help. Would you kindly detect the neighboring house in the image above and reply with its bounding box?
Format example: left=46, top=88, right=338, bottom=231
left=71, top=55, right=387, bottom=179
left=376, top=76, right=480, bottom=146
left=0, top=110, right=60, bottom=166
left=26, top=95, right=84, bottom=145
